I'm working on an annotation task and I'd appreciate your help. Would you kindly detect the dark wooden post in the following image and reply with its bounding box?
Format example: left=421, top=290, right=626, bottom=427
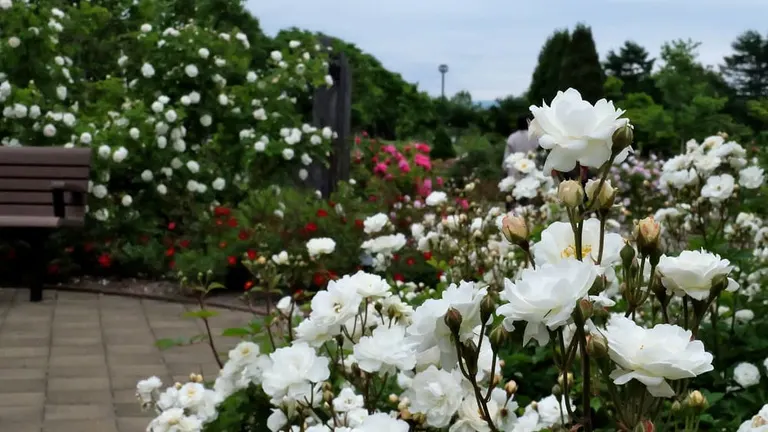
left=308, top=38, right=352, bottom=198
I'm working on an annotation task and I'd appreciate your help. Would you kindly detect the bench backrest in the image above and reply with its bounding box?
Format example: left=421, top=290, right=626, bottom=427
left=0, top=147, right=92, bottom=219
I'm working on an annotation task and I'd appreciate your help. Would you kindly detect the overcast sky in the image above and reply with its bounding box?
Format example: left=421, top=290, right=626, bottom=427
left=246, top=0, right=768, bottom=101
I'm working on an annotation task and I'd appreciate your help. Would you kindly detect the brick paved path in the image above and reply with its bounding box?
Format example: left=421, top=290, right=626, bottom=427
left=0, top=289, right=252, bottom=432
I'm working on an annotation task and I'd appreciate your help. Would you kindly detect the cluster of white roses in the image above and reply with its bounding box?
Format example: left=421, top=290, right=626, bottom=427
left=498, top=152, right=556, bottom=202
left=139, top=88, right=763, bottom=431
left=1, top=2, right=337, bottom=225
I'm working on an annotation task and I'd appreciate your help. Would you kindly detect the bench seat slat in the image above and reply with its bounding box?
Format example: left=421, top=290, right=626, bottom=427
left=0, top=166, right=90, bottom=179
left=0, top=215, right=83, bottom=228
left=0, top=179, right=89, bottom=191
left=0, top=204, right=85, bottom=219
left=0, top=191, right=81, bottom=205
left=0, top=147, right=91, bottom=165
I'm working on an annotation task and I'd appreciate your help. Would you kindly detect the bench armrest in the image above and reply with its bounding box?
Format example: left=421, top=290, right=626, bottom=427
left=50, top=181, right=86, bottom=218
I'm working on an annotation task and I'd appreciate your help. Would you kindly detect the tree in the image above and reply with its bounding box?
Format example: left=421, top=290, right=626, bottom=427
left=527, top=29, right=570, bottom=105
left=722, top=30, right=768, bottom=99
left=604, top=40, right=656, bottom=98
left=559, top=23, right=604, bottom=103
left=654, top=40, right=748, bottom=151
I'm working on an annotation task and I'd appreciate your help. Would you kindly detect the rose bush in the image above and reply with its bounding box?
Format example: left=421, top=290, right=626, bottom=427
left=136, top=89, right=768, bottom=432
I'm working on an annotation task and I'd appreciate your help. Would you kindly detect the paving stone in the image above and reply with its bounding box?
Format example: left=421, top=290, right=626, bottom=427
left=0, top=358, right=48, bottom=368
left=51, top=345, right=104, bottom=357
left=48, top=366, right=109, bottom=379
left=0, top=405, right=44, bottom=422
left=107, top=354, right=163, bottom=366
left=117, top=417, right=151, bottom=432
left=0, top=369, right=46, bottom=380
left=106, top=344, right=160, bottom=355
left=50, top=354, right=105, bottom=368
left=0, top=379, right=46, bottom=393
left=48, top=377, right=110, bottom=392
left=51, top=337, right=103, bottom=347
left=0, top=420, right=42, bottom=432
left=45, top=390, right=112, bottom=405
left=114, top=403, right=144, bottom=417
left=44, top=404, right=113, bottom=421
left=0, top=392, right=45, bottom=406
left=0, top=347, right=49, bottom=358
left=43, top=419, right=118, bottom=432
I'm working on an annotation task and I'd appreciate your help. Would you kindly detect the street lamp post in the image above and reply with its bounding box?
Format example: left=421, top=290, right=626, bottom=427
left=438, top=64, right=448, bottom=98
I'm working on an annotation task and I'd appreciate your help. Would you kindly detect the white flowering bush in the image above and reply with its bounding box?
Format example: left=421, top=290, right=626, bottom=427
left=136, top=89, right=768, bottom=432
left=0, top=1, right=335, bottom=274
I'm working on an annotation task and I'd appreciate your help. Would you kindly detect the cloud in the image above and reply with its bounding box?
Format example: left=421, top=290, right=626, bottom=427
left=247, top=0, right=768, bottom=100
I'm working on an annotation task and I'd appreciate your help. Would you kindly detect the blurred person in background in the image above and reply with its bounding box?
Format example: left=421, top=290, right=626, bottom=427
left=502, top=115, right=539, bottom=177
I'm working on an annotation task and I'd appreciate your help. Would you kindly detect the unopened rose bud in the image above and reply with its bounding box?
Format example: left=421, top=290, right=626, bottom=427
left=256, top=256, right=266, bottom=265
left=174, top=382, right=182, bottom=389
left=586, top=334, right=608, bottom=358
left=461, top=340, right=479, bottom=377
left=633, top=420, right=654, bottom=432
left=710, top=274, right=729, bottom=298
left=490, top=326, right=510, bottom=352
left=558, top=180, right=584, bottom=208
left=671, top=401, right=682, bottom=413
left=501, top=214, right=529, bottom=245
left=636, top=216, right=661, bottom=256
left=612, top=123, right=634, bottom=155
left=480, top=295, right=495, bottom=324
left=388, top=393, right=399, bottom=403
left=589, top=276, right=605, bottom=296
left=551, top=384, right=562, bottom=397
left=578, top=298, right=593, bottom=319
left=412, top=412, right=426, bottom=424
left=399, top=408, right=412, bottom=420
left=444, top=307, right=463, bottom=335
left=585, top=179, right=616, bottom=210
left=685, top=390, right=708, bottom=412
left=504, top=380, right=518, bottom=395
left=620, top=242, right=635, bottom=268
left=492, top=374, right=501, bottom=386
left=557, top=372, right=574, bottom=388
left=323, top=390, right=334, bottom=402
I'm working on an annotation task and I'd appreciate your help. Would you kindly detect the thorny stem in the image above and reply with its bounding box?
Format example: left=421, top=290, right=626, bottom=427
left=197, top=294, right=224, bottom=369
left=597, top=214, right=607, bottom=265
left=557, top=329, right=576, bottom=419
left=453, top=337, right=500, bottom=432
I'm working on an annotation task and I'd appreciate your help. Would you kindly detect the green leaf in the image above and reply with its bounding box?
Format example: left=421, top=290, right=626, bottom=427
left=182, top=309, right=220, bottom=319
left=155, top=337, right=187, bottom=350
left=208, top=282, right=226, bottom=290
left=222, top=327, right=251, bottom=337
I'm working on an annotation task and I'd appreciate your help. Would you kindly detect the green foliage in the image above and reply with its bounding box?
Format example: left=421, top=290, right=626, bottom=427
left=604, top=40, right=656, bottom=98
left=431, top=126, right=455, bottom=160
left=559, top=23, right=605, bottom=103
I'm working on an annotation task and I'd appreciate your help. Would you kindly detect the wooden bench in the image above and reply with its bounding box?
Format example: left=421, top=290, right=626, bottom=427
left=0, top=147, right=91, bottom=302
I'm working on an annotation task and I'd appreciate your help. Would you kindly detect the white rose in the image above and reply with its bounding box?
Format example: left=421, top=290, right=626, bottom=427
left=497, top=259, right=597, bottom=346
left=657, top=249, right=739, bottom=300
left=200, top=114, right=212, bottom=127
left=79, top=132, right=92, bottom=144
left=156, top=184, right=167, bottom=195
left=212, top=177, right=225, bottom=191
left=140, top=170, right=153, bottom=182
left=529, top=88, right=629, bottom=173
left=121, top=195, right=133, bottom=207
left=733, top=362, right=761, bottom=388
left=739, top=166, right=764, bottom=189
left=92, top=185, right=108, bottom=199
left=282, top=148, right=294, bottom=160
left=98, top=145, right=111, bottom=159
left=405, top=366, right=462, bottom=427
left=7, top=36, right=20, bottom=48
left=186, top=160, right=200, bottom=173
left=112, top=146, right=128, bottom=163
left=140, top=23, right=152, bottom=33
left=198, top=48, right=210, bottom=59
left=605, top=315, right=713, bottom=397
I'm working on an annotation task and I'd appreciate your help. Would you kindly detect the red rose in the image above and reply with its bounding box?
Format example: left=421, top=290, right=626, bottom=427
left=179, top=239, right=191, bottom=248
left=394, top=273, right=404, bottom=282
left=246, top=249, right=257, bottom=260
left=228, top=218, right=238, bottom=228
left=313, top=271, right=328, bottom=286
left=97, top=253, right=112, bottom=268
left=354, top=219, right=364, bottom=229
left=305, top=222, right=318, bottom=232
left=317, top=209, right=328, bottom=218
left=214, top=206, right=231, bottom=217
left=168, top=222, right=176, bottom=230
left=215, top=219, right=224, bottom=226
left=244, top=281, right=254, bottom=291
left=238, top=230, right=250, bottom=240
left=227, top=256, right=237, bottom=266
left=423, top=252, right=432, bottom=261
left=406, top=257, right=415, bottom=266
left=219, top=241, right=227, bottom=249
left=165, top=247, right=175, bottom=257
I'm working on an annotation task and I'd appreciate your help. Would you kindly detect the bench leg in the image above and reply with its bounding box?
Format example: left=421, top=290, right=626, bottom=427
left=24, top=231, right=48, bottom=303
